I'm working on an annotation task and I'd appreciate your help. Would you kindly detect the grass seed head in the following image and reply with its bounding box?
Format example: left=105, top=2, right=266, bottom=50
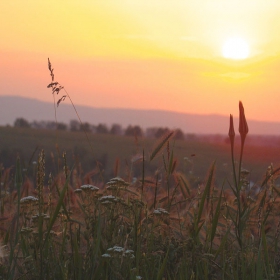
left=228, top=114, right=235, bottom=148
left=239, top=101, right=249, bottom=142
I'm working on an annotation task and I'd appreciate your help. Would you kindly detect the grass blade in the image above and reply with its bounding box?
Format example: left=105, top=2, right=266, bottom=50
left=150, top=131, right=174, bottom=161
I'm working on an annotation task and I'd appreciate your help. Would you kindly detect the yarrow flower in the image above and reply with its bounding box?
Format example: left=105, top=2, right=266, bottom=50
left=106, top=246, right=135, bottom=258
left=80, top=185, right=99, bottom=192
left=99, top=195, right=123, bottom=204
left=106, top=177, right=129, bottom=190
left=101, top=253, right=111, bottom=258
left=153, top=208, right=169, bottom=216
left=74, top=189, right=82, bottom=193
left=20, top=196, right=39, bottom=204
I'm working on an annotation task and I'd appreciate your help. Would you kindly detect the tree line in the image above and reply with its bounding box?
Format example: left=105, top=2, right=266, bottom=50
left=13, top=118, right=185, bottom=140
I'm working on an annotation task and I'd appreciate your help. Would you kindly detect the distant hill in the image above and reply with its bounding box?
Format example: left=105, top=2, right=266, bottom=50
left=1, top=95, right=280, bottom=135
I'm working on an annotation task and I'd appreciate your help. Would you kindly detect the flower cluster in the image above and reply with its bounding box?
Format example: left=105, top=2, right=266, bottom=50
left=102, top=246, right=135, bottom=259
left=20, top=196, right=39, bottom=204
left=153, top=208, right=169, bottom=216
left=106, top=177, right=129, bottom=190
left=99, top=195, right=123, bottom=204
left=80, top=184, right=99, bottom=192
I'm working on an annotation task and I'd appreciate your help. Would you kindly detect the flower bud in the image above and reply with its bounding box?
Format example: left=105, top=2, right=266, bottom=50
left=229, top=115, right=235, bottom=138
left=238, top=101, right=248, bottom=142
left=228, top=114, right=235, bottom=149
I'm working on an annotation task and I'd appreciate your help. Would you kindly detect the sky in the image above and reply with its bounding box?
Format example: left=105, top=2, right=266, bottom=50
left=1, top=1, right=280, bottom=123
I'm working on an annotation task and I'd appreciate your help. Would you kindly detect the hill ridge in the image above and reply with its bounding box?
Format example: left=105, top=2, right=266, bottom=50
left=1, top=95, right=280, bottom=134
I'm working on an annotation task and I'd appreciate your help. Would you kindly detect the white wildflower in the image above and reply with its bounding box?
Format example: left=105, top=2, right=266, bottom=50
left=99, top=195, right=116, bottom=201
left=20, top=196, right=38, bottom=204
left=74, top=189, right=82, bottom=193
left=80, top=185, right=99, bottom=192
left=153, top=208, right=169, bottom=216
left=101, top=253, right=111, bottom=258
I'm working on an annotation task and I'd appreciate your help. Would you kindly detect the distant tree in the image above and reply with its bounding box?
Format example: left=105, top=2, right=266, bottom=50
left=30, top=120, right=44, bottom=129
left=14, top=118, right=30, bottom=128
left=80, top=122, right=91, bottom=133
left=125, top=125, right=143, bottom=137
left=70, top=120, right=80, bottom=132
left=110, top=124, right=122, bottom=135
left=57, top=122, right=67, bottom=130
left=45, top=121, right=57, bottom=130
left=155, top=127, right=170, bottom=138
left=145, top=127, right=158, bottom=138
left=174, top=129, right=185, bottom=140
left=96, top=123, right=108, bottom=134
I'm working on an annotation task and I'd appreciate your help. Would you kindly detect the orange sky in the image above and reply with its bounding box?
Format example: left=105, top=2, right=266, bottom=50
left=1, top=1, right=280, bottom=122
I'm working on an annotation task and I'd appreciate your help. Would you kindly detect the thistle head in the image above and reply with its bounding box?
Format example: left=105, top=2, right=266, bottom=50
left=238, top=101, right=249, bottom=143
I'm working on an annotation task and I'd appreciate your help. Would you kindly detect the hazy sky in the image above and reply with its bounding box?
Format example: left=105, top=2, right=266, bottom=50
left=1, top=1, right=280, bottom=122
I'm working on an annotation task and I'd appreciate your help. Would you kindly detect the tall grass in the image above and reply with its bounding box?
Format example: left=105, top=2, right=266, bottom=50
left=0, top=62, right=280, bottom=279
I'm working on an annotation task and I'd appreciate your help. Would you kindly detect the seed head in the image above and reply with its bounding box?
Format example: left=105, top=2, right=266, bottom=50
left=228, top=114, right=235, bottom=148
left=239, top=101, right=249, bottom=142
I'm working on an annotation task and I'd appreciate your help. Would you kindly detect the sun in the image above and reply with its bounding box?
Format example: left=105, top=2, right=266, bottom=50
left=222, top=37, right=250, bottom=60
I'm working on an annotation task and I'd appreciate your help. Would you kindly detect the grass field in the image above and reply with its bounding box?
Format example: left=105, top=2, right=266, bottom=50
left=1, top=120, right=280, bottom=279
left=0, top=126, right=279, bottom=186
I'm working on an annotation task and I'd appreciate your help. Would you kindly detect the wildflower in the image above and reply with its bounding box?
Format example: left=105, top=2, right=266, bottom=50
left=99, top=195, right=123, bottom=204
left=74, top=189, right=82, bottom=193
left=106, top=246, right=135, bottom=258
left=153, top=208, right=169, bottom=216
left=99, top=195, right=116, bottom=201
left=20, top=196, right=38, bottom=204
left=124, top=249, right=134, bottom=255
left=101, top=253, right=111, bottom=258
left=106, top=177, right=129, bottom=189
left=107, top=246, right=124, bottom=253
left=80, top=184, right=99, bottom=192
left=20, top=227, right=33, bottom=234
left=240, top=168, right=250, bottom=176
left=31, top=213, right=47, bottom=221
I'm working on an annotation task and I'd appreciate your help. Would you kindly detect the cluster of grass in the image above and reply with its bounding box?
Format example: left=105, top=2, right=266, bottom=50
left=0, top=125, right=279, bottom=188
left=1, top=61, right=280, bottom=279
left=0, top=105, right=280, bottom=279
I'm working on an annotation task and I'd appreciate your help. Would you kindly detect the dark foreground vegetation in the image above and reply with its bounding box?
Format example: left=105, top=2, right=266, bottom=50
left=1, top=105, right=280, bottom=279
left=1, top=60, right=280, bottom=279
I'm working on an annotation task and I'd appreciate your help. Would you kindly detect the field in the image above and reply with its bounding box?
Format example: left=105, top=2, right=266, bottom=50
left=1, top=126, right=279, bottom=186
left=1, top=123, right=280, bottom=279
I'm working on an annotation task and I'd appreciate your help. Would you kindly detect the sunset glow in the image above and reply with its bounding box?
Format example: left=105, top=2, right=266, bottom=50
left=222, top=38, right=250, bottom=60
left=1, top=1, right=280, bottom=125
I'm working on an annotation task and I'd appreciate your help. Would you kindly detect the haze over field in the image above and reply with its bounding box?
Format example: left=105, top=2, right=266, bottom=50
left=1, top=1, right=280, bottom=126
left=2, top=96, right=280, bottom=135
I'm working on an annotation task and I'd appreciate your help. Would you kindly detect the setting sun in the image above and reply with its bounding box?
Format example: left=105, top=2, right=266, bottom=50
left=222, top=37, right=250, bottom=60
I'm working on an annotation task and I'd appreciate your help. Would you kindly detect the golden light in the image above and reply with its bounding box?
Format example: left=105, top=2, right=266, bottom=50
left=222, top=37, right=250, bottom=60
